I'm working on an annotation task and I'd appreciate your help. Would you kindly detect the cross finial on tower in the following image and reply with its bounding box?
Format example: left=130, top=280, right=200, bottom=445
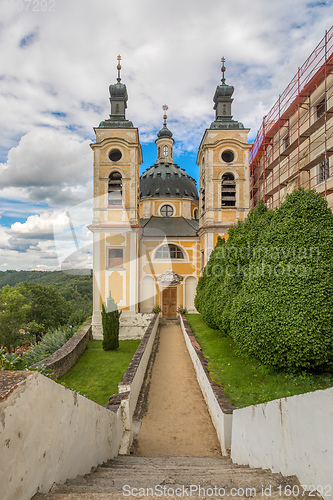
left=162, top=104, right=168, bottom=125
left=221, top=57, right=226, bottom=84
left=117, top=55, right=122, bottom=82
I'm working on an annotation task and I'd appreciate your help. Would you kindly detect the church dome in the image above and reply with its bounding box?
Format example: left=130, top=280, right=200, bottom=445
left=109, top=82, right=128, bottom=98
left=214, top=82, right=234, bottom=100
left=140, top=163, right=199, bottom=200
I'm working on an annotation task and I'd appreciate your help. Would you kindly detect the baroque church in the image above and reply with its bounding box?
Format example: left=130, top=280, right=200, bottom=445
left=89, top=57, right=251, bottom=337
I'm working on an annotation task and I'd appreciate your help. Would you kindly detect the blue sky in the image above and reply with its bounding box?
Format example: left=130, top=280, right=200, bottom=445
left=0, top=0, right=332, bottom=270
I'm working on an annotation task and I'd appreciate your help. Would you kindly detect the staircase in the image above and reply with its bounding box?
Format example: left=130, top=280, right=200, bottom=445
left=32, top=455, right=313, bottom=499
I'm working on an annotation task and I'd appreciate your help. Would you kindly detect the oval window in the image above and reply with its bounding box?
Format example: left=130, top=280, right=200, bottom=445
left=160, top=204, right=174, bottom=217
left=221, top=150, right=234, bottom=163
left=109, top=149, right=122, bottom=162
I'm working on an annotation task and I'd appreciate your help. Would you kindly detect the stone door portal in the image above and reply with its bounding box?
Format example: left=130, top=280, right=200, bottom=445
left=162, top=287, right=177, bottom=318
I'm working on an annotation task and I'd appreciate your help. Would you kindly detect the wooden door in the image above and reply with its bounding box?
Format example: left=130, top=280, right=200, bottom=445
left=162, top=287, right=177, bottom=318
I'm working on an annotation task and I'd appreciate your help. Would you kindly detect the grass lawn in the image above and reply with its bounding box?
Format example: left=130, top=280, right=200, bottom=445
left=58, top=339, right=140, bottom=405
left=186, top=314, right=333, bottom=408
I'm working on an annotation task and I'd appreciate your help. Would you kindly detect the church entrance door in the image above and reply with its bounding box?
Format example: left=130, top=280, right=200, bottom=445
left=162, top=287, right=177, bottom=318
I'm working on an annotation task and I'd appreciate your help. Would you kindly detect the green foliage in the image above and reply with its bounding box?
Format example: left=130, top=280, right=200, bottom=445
left=0, top=348, right=29, bottom=370
left=195, top=201, right=272, bottom=332
left=0, top=285, right=32, bottom=353
left=186, top=314, right=333, bottom=407
left=177, top=305, right=187, bottom=314
left=23, top=325, right=74, bottom=366
left=22, top=282, right=73, bottom=334
left=102, top=295, right=121, bottom=351
left=196, top=189, right=333, bottom=372
left=0, top=270, right=93, bottom=319
left=231, top=189, right=333, bottom=371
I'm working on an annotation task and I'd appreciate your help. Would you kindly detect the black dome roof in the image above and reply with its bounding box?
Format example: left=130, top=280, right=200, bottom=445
left=157, top=125, right=173, bottom=139
left=140, top=163, right=198, bottom=200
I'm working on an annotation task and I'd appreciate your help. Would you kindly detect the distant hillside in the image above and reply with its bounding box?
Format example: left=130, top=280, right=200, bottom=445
left=0, top=270, right=93, bottom=313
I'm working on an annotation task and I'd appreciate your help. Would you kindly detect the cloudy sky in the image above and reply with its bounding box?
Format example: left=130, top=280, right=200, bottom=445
left=0, top=0, right=332, bottom=271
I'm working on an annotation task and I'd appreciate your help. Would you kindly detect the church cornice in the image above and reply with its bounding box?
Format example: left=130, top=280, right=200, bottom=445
left=90, top=133, right=141, bottom=150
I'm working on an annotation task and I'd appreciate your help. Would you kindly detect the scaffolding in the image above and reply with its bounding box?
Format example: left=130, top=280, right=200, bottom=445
left=250, top=27, right=333, bottom=210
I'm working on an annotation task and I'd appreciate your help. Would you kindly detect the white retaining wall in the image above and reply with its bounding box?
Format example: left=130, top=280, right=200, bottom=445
left=179, top=315, right=232, bottom=455
left=0, top=372, right=123, bottom=500
left=231, top=388, right=333, bottom=498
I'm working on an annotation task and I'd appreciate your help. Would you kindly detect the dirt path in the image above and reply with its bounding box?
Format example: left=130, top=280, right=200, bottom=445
left=135, top=324, right=221, bottom=456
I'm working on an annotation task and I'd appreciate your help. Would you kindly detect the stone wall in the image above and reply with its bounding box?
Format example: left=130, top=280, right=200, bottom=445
left=0, top=314, right=160, bottom=500
left=0, top=371, right=123, bottom=500
left=231, top=388, right=333, bottom=499
left=31, top=319, right=92, bottom=378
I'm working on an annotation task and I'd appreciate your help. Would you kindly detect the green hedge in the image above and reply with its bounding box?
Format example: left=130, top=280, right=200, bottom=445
left=196, top=189, right=333, bottom=372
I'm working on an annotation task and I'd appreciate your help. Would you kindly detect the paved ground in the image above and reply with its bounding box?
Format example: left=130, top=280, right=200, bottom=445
left=135, top=323, right=221, bottom=456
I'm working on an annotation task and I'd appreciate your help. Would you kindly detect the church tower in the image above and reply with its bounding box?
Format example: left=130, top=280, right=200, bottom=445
left=197, top=58, right=251, bottom=268
left=89, top=56, right=142, bottom=337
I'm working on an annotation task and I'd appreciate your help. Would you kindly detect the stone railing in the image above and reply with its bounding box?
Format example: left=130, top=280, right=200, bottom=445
left=31, top=319, right=92, bottom=378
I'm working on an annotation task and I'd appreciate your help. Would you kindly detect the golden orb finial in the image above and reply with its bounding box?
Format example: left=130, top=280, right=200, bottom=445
left=162, top=104, right=168, bottom=124
left=221, top=57, right=226, bottom=83
left=117, top=55, right=122, bottom=82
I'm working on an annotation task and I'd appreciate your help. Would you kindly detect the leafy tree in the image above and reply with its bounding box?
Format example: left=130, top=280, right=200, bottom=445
left=101, top=295, right=121, bottom=351
left=22, top=283, right=73, bottom=333
left=0, top=285, right=32, bottom=353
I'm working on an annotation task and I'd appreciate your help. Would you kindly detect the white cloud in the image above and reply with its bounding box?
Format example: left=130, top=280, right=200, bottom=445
left=0, top=129, right=92, bottom=205
left=0, top=0, right=332, bottom=269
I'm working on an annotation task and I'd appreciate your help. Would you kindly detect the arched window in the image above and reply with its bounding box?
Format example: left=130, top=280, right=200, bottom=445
left=163, top=145, right=168, bottom=156
left=155, top=244, right=184, bottom=259
left=108, top=171, right=122, bottom=205
left=158, top=146, right=161, bottom=157
left=221, top=173, right=236, bottom=207
left=193, top=208, right=199, bottom=220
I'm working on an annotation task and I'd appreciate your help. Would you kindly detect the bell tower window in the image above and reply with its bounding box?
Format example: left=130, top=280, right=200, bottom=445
left=163, top=145, right=168, bottom=157
left=108, top=171, right=122, bottom=205
left=221, top=173, right=236, bottom=206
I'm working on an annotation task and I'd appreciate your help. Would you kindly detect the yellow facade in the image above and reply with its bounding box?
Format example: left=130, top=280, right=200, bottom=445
left=89, top=63, right=250, bottom=335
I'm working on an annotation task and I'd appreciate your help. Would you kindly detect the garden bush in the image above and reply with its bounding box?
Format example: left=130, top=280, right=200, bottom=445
left=102, top=295, right=121, bottom=351
left=195, top=201, right=272, bottom=333
left=23, top=325, right=74, bottom=366
left=230, top=189, right=333, bottom=371
left=196, top=189, right=333, bottom=372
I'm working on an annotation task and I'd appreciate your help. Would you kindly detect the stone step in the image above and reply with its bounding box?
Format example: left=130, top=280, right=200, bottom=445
left=32, top=455, right=314, bottom=499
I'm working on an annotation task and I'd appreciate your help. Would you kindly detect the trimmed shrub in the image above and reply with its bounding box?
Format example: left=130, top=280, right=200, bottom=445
left=102, top=295, right=121, bottom=351
left=195, top=201, right=272, bottom=333
left=230, top=189, right=333, bottom=371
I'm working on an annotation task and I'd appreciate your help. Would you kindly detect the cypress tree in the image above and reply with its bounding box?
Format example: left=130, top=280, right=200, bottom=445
left=101, top=295, right=121, bottom=351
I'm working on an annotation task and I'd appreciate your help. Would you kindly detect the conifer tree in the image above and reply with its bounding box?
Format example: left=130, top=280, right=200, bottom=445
left=101, top=295, right=121, bottom=351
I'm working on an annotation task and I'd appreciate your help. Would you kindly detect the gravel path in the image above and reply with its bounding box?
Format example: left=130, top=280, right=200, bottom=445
left=135, top=323, right=221, bottom=456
